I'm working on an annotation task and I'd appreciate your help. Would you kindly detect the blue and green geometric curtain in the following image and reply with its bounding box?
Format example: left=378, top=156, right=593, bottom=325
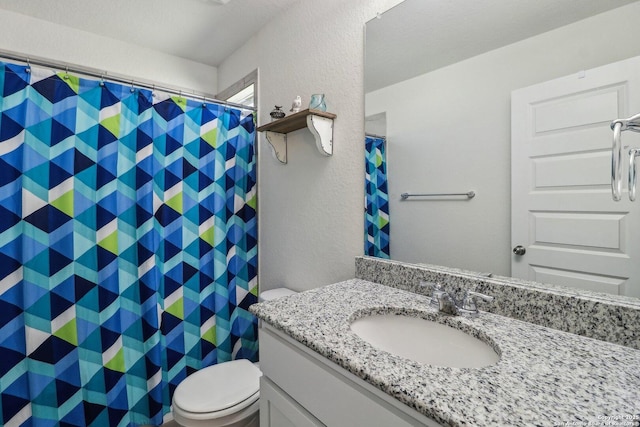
left=364, top=135, right=390, bottom=258
left=0, top=61, right=258, bottom=426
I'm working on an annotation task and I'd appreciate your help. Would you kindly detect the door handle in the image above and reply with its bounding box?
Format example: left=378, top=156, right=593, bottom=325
left=513, top=245, right=526, bottom=256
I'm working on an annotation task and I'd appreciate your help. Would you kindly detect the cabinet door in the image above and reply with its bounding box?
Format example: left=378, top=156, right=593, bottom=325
left=260, top=377, right=325, bottom=427
left=259, top=325, right=440, bottom=426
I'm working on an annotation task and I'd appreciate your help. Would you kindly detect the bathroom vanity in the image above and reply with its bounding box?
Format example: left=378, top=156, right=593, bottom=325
left=250, top=259, right=640, bottom=426
left=258, top=321, right=439, bottom=426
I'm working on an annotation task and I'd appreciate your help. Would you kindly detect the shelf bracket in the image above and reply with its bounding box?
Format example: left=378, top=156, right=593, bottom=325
left=257, top=109, right=336, bottom=164
left=307, top=115, right=334, bottom=156
left=265, top=131, right=288, bottom=164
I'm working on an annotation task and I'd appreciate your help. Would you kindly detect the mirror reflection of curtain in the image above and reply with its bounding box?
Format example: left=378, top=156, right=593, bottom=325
left=0, top=62, right=258, bottom=426
left=364, top=135, right=390, bottom=258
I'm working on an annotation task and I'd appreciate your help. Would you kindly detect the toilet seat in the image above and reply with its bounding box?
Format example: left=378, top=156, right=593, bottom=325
left=173, top=359, right=261, bottom=420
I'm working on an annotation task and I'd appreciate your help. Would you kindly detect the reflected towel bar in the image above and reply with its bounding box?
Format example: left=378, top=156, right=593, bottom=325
left=611, top=112, right=640, bottom=201
left=400, top=191, right=475, bottom=200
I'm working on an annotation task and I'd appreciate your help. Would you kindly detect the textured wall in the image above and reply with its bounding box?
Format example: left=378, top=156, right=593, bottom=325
left=0, top=9, right=218, bottom=94
left=218, top=0, right=403, bottom=291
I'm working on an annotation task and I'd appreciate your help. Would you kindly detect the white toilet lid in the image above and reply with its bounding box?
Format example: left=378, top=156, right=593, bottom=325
left=173, top=359, right=262, bottom=414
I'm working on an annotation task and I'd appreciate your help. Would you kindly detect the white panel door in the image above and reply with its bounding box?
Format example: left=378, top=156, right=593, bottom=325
left=512, top=56, right=640, bottom=297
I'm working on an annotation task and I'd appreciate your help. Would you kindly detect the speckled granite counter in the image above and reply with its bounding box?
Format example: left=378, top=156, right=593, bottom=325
left=250, top=279, right=640, bottom=426
left=356, top=256, right=640, bottom=350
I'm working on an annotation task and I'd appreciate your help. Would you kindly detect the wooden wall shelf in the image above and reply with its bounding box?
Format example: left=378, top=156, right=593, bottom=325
left=257, top=108, right=337, bottom=164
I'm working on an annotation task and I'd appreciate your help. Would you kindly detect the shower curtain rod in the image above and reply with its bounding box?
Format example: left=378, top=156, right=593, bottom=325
left=0, top=50, right=257, bottom=112
left=365, top=133, right=386, bottom=139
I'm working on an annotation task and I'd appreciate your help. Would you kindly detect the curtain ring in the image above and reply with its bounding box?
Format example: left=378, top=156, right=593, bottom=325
left=202, top=94, right=207, bottom=108
left=130, top=79, right=135, bottom=93
left=99, top=72, right=105, bottom=87
left=151, top=84, right=156, bottom=98
left=64, top=66, right=70, bottom=80
left=25, top=58, right=31, bottom=73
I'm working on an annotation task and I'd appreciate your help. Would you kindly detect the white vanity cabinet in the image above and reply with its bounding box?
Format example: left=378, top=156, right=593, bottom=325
left=260, top=377, right=323, bottom=427
left=258, top=324, right=442, bottom=427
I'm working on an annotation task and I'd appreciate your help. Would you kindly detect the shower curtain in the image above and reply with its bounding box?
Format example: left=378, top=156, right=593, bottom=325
left=0, top=62, right=258, bottom=426
left=364, top=135, right=390, bottom=258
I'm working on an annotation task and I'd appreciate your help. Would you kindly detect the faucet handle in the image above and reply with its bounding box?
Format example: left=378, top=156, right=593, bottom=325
left=460, top=290, right=494, bottom=315
left=419, top=281, right=441, bottom=293
left=419, top=281, right=444, bottom=308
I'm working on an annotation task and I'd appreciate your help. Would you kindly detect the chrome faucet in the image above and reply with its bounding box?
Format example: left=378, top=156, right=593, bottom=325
left=420, top=282, right=494, bottom=317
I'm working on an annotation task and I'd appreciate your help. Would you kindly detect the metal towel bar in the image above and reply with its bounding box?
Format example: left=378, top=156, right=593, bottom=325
left=611, top=113, right=640, bottom=201
left=630, top=148, right=640, bottom=202
left=400, top=191, right=475, bottom=200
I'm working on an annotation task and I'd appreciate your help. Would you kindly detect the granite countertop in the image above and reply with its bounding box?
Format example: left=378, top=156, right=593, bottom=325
left=250, top=279, right=640, bottom=426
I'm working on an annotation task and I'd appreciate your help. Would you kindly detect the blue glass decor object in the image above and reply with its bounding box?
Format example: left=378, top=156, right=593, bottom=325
left=309, top=93, right=327, bottom=111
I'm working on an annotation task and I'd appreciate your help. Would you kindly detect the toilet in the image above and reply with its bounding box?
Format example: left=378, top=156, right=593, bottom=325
left=171, top=287, right=297, bottom=427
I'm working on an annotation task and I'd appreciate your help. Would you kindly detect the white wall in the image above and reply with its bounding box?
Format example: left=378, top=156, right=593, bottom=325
left=366, top=2, right=640, bottom=276
left=365, top=113, right=387, bottom=139
left=218, top=0, right=403, bottom=291
left=0, top=9, right=217, bottom=94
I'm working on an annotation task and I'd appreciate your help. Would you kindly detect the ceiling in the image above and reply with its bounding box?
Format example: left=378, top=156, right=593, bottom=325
left=3, top=0, right=636, bottom=87
left=365, top=0, right=639, bottom=92
left=0, top=0, right=300, bottom=67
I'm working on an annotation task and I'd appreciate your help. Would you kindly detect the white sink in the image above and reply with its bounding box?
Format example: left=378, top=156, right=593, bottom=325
left=350, top=314, right=499, bottom=368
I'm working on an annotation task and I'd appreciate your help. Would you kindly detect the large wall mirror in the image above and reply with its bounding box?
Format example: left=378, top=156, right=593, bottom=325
left=364, top=0, right=640, bottom=297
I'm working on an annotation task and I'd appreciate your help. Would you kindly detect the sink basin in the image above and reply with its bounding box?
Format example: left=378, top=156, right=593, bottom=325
left=350, top=314, right=499, bottom=368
